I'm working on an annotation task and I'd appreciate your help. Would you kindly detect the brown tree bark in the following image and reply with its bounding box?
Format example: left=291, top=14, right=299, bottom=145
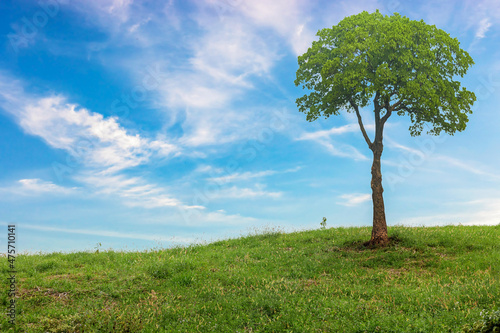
left=369, top=143, right=389, bottom=246
left=352, top=96, right=391, bottom=246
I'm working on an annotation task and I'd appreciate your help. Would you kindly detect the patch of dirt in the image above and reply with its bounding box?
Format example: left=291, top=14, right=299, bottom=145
left=386, top=268, right=408, bottom=276
left=363, top=236, right=400, bottom=248
left=44, top=273, right=83, bottom=281
left=18, top=286, right=70, bottom=302
left=302, top=279, right=319, bottom=287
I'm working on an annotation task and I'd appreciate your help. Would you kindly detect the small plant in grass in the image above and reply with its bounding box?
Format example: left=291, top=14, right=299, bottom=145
left=320, top=217, right=327, bottom=229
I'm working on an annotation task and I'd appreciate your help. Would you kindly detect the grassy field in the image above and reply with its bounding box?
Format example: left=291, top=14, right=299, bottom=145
left=1, top=225, right=499, bottom=332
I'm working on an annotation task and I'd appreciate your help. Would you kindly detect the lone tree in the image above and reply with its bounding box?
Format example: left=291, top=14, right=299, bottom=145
left=295, top=10, right=476, bottom=245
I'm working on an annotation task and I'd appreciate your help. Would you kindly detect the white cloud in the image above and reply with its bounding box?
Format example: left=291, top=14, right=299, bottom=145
left=194, top=165, right=224, bottom=174
left=455, top=0, right=500, bottom=50
left=208, top=167, right=300, bottom=184
left=20, top=96, right=177, bottom=173
left=398, top=197, right=500, bottom=226
left=0, top=77, right=178, bottom=174
left=296, top=124, right=369, bottom=161
left=7, top=179, right=77, bottom=195
left=320, top=141, right=368, bottom=160
left=435, top=156, right=500, bottom=181
left=213, top=186, right=283, bottom=199
left=338, top=193, right=371, bottom=206
left=12, top=222, right=196, bottom=243
left=229, top=0, right=317, bottom=55
left=76, top=173, right=202, bottom=209
left=177, top=207, right=259, bottom=226
left=386, top=139, right=500, bottom=181
left=209, top=170, right=276, bottom=183
left=297, top=124, right=371, bottom=141
left=475, top=18, right=492, bottom=39
left=0, top=178, right=78, bottom=197
left=18, top=178, right=74, bottom=193
left=68, top=0, right=133, bottom=30
left=150, top=15, right=280, bottom=146
left=189, top=21, right=275, bottom=86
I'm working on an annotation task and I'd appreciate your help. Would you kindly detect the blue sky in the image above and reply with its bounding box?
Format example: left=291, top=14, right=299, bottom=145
left=0, top=0, right=499, bottom=254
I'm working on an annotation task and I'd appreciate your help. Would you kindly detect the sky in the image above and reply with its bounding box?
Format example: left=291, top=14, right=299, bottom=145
left=0, top=0, right=499, bottom=254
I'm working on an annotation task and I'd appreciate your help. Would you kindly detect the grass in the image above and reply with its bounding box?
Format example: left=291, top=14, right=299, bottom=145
left=1, top=224, right=499, bottom=332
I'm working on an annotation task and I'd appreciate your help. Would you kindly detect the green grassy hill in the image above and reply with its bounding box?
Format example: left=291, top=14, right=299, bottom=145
left=2, top=225, right=499, bottom=332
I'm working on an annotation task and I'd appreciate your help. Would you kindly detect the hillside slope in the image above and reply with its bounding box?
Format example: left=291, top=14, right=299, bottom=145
left=1, top=225, right=499, bottom=332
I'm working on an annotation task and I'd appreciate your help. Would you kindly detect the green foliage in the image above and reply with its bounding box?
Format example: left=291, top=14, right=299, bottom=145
left=321, top=217, right=327, bottom=229
left=147, top=259, right=197, bottom=280
left=35, top=260, right=58, bottom=273
left=1, top=225, right=498, bottom=332
left=295, top=10, right=476, bottom=136
left=462, top=310, right=500, bottom=333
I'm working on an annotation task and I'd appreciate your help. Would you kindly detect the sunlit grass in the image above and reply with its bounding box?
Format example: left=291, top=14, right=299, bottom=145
left=1, top=225, right=499, bottom=332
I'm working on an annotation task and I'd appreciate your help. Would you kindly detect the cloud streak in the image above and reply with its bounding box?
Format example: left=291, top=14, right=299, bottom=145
left=296, top=124, right=370, bottom=161
left=475, top=18, right=492, bottom=39
left=1, top=222, right=195, bottom=243
left=337, top=193, right=371, bottom=206
left=207, top=167, right=301, bottom=184
left=18, top=179, right=77, bottom=194
left=211, top=186, right=282, bottom=199
left=0, top=179, right=78, bottom=196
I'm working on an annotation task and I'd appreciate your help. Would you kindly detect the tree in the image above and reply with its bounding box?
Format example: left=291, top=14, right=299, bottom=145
left=295, top=10, right=476, bottom=246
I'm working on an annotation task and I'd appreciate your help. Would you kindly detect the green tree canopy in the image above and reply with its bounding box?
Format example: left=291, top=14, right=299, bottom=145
left=295, top=10, right=476, bottom=138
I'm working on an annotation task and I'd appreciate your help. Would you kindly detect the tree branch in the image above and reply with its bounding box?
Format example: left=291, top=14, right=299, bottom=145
left=381, top=99, right=402, bottom=125
left=394, top=103, right=413, bottom=113
left=381, top=108, right=392, bottom=125
left=349, top=99, right=373, bottom=149
left=390, top=100, right=403, bottom=111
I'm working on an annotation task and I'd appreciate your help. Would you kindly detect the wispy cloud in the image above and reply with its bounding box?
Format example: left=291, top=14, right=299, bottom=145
left=435, top=156, right=500, bottom=181
left=208, top=167, right=301, bottom=184
left=296, top=124, right=369, bottom=161
left=0, top=179, right=78, bottom=196
left=66, top=0, right=135, bottom=33
left=398, top=197, right=500, bottom=226
left=296, top=124, right=363, bottom=141
left=224, top=0, right=316, bottom=55
left=457, top=0, right=500, bottom=52
left=154, top=19, right=280, bottom=146
left=18, top=179, right=77, bottom=194
left=337, top=193, right=371, bottom=206
left=3, top=222, right=195, bottom=243
left=386, top=139, right=500, bottom=181
left=475, top=18, right=492, bottom=39
left=177, top=207, right=259, bottom=227
left=76, top=173, right=203, bottom=210
left=212, top=185, right=283, bottom=199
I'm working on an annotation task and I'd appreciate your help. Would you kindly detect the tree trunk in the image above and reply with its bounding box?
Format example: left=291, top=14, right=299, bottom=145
left=369, top=144, right=389, bottom=246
